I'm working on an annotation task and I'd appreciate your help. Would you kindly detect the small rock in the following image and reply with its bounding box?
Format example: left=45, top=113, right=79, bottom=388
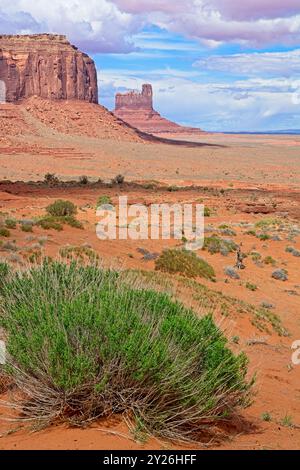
left=272, top=269, right=288, bottom=281
left=224, top=266, right=240, bottom=280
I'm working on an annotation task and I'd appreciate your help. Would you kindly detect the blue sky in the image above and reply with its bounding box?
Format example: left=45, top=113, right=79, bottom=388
left=1, top=0, right=300, bottom=131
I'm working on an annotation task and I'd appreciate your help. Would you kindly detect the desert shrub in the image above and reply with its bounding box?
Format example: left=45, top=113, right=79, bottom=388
left=0, top=227, right=11, bottom=238
left=112, top=174, right=125, bottom=185
left=37, top=217, right=63, bottom=231
left=245, top=230, right=256, bottom=236
left=44, top=173, right=59, bottom=185
left=5, top=219, right=17, bottom=229
left=167, top=185, right=179, bottom=192
left=97, top=195, right=113, bottom=207
left=155, top=249, right=215, bottom=281
left=0, top=261, right=252, bottom=442
left=46, top=200, right=77, bottom=217
left=203, top=236, right=237, bottom=255
left=204, top=207, right=211, bottom=217
left=21, top=224, right=33, bottom=233
left=250, top=252, right=261, bottom=262
left=245, top=282, right=257, bottom=292
left=63, top=216, right=83, bottom=229
left=59, top=245, right=99, bottom=262
left=258, top=233, right=271, bottom=241
left=263, top=256, right=276, bottom=266
left=255, top=218, right=280, bottom=230
left=79, top=175, right=89, bottom=185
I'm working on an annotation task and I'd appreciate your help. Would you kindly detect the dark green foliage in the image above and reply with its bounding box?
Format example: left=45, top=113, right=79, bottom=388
left=0, top=262, right=252, bottom=441
left=0, top=227, right=11, bottom=238
left=46, top=200, right=77, bottom=217
left=155, top=249, right=216, bottom=280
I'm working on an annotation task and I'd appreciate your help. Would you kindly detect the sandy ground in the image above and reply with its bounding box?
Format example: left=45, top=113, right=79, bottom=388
left=1, top=99, right=300, bottom=189
left=0, top=99, right=300, bottom=450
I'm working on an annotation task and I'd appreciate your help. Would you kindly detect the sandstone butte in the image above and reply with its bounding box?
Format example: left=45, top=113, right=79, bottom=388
left=0, top=34, right=98, bottom=103
left=114, top=84, right=205, bottom=135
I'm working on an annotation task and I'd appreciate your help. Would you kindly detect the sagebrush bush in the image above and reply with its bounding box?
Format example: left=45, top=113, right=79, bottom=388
left=203, top=236, right=237, bottom=255
left=0, top=227, right=11, bottom=238
left=155, top=248, right=216, bottom=280
left=46, top=200, right=77, bottom=217
left=0, top=261, right=252, bottom=442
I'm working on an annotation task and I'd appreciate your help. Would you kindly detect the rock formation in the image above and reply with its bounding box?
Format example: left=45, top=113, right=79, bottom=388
left=114, top=84, right=204, bottom=135
left=0, top=34, right=98, bottom=103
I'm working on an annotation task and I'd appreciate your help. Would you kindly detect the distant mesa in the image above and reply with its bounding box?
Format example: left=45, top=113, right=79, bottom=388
left=0, top=34, right=98, bottom=103
left=114, top=84, right=204, bottom=135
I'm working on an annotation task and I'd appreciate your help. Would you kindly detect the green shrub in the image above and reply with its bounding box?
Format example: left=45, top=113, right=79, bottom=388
left=258, top=233, right=271, bottom=241
left=0, top=227, right=11, bottom=238
left=21, top=224, right=33, bottom=233
left=203, top=236, right=237, bottom=255
left=0, top=261, right=252, bottom=441
left=155, top=249, right=216, bottom=280
left=46, top=200, right=77, bottom=217
left=97, top=195, right=113, bottom=207
left=245, top=282, right=257, bottom=292
left=5, top=219, right=17, bottom=229
left=204, top=207, right=211, bottom=217
left=263, top=256, right=276, bottom=266
left=37, top=217, right=63, bottom=231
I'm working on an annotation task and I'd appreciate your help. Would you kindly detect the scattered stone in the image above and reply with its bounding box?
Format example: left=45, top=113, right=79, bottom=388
left=261, top=302, right=275, bottom=309
left=272, top=269, right=288, bottom=281
left=224, top=266, right=240, bottom=280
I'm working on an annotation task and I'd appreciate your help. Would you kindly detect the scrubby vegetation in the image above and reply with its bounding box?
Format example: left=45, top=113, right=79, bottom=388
left=46, top=200, right=77, bottom=217
left=0, top=261, right=252, bottom=442
left=155, top=248, right=216, bottom=280
left=36, top=200, right=83, bottom=231
left=0, top=227, right=11, bottom=238
left=203, top=235, right=237, bottom=255
left=97, top=195, right=113, bottom=207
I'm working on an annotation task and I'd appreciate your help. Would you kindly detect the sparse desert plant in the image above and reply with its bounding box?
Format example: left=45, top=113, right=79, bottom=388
left=280, top=414, right=293, bottom=427
left=5, top=219, right=17, bottom=229
left=59, top=245, right=99, bottom=262
left=203, top=236, right=237, bottom=255
left=263, top=256, right=276, bottom=266
left=258, top=233, right=271, bottom=241
left=44, top=173, right=59, bottom=185
left=0, top=227, right=11, bottom=238
left=250, top=252, right=262, bottom=262
left=21, top=224, right=33, bottom=233
left=97, top=195, right=113, bottom=207
left=155, top=248, right=216, bottom=280
left=167, top=185, right=179, bottom=192
left=204, top=207, right=211, bottom=217
left=37, top=217, right=63, bottom=231
left=245, top=282, right=257, bottom=291
left=245, top=230, right=256, bottom=236
left=46, top=200, right=77, bottom=217
left=79, top=175, right=89, bottom=185
left=261, top=412, right=272, bottom=422
left=0, top=261, right=252, bottom=442
left=112, top=174, right=125, bottom=185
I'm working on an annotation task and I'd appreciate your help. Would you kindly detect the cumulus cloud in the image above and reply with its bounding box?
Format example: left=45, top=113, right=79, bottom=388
left=195, top=49, right=300, bottom=77
left=0, top=0, right=141, bottom=52
left=1, top=0, right=300, bottom=50
left=99, top=68, right=300, bottom=131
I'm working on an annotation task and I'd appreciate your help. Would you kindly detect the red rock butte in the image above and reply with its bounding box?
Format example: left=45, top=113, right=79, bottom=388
left=0, top=34, right=98, bottom=103
left=114, top=83, right=204, bottom=135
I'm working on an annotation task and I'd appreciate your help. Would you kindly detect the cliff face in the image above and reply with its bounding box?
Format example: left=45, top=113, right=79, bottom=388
left=0, top=34, right=98, bottom=103
left=114, top=84, right=204, bottom=135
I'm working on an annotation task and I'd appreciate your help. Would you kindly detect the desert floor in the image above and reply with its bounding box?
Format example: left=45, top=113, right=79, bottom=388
left=0, top=100, right=300, bottom=450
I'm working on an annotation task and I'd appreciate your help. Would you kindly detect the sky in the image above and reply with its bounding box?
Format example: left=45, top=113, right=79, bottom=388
left=1, top=0, right=300, bottom=131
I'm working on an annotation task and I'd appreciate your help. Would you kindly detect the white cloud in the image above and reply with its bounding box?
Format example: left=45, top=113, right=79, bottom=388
left=194, top=49, right=300, bottom=77
left=99, top=69, right=300, bottom=131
